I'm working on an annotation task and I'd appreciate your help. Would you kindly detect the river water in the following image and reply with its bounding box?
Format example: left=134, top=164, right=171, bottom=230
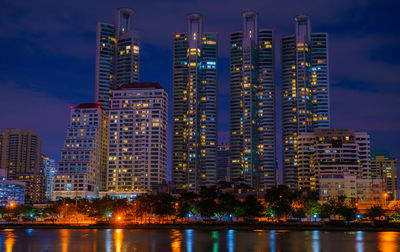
left=0, top=228, right=399, bottom=251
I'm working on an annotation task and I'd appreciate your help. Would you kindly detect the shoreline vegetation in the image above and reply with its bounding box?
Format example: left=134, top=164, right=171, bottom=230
left=1, top=222, right=400, bottom=232
left=2, top=186, right=400, bottom=230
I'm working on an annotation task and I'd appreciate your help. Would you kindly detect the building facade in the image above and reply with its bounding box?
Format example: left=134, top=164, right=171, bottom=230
left=0, top=129, right=42, bottom=178
left=230, top=10, right=276, bottom=192
left=0, top=178, right=25, bottom=206
left=371, top=150, right=397, bottom=200
left=319, top=172, right=384, bottom=203
left=95, top=8, right=140, bottom=110
left=172, top=14, right=218, bottom=191
left=297, top=129, right=370, bottom=191
left=41, top=155, right=56, bottom=201
left=107, top=82, right=168, bottom=192
left=54, top=103, right=108, bottom=200
left=217, top=144, right=231, bottom=182
left=281, top=14, right=330, bottom=188
left=0, top=129, right=45, bottom=203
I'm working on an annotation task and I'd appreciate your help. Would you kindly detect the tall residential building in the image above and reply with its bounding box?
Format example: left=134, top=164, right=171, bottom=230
left=172, top=14, right=218, bottom=192
left=230, top=11, right=276, bottom=191
left=297, top=129, right=370, bottom=190
left=0, top=129, right=46, bottom=203
left=107, top=82, right=168, bottom=193
left=0, top=129, right=42, bottom=178
left=54, top=103, right=108, bottom=199
left=281, top=14, right=330, bottom=188
left=217, top=144, right=231, bottom=182
left=41, top=155, right=56, bottom=201
left=95, top=8, right=140, bottom=110
left=371, top=150, right=397, bottom=200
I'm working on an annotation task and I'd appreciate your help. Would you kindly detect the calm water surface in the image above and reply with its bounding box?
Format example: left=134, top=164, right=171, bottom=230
left=0, top=229, right=399, bottom=252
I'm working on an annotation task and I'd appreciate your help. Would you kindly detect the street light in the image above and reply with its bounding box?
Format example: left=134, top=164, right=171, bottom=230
left=384, top=193, right=388, bottom=209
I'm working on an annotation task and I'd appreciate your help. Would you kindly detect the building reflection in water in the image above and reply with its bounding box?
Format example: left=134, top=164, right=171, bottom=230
left=355, top=231, right=364, bottom=252
left=185, top=229, right=193, bottom=252
left=4, top=229, right=15, bottom=252
left=312, top=230, right=320, bottom=252
left=60, top=229, right=70, bottom=252
left=227, top=229, right=235, bottom=252
left=170, top=229, right=182, bottom=252
left=114, top=229, right=123, bottom=252
left=378, top=232, right=399, bottom=252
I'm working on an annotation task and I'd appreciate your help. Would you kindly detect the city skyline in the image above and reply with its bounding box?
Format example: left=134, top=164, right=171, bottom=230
left=0, top=0, right=399, bottom=180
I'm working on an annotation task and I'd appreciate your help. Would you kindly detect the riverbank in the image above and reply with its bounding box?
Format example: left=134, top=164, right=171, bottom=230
left=1, top=222, right=400, bottom=232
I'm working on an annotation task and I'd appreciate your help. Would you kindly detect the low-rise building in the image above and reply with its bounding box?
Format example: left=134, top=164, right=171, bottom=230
left=0, top=178, right=25, bottom=206
left=371, top=150, right=397, bottom=200
left=319, top=172, right=384, bottom=204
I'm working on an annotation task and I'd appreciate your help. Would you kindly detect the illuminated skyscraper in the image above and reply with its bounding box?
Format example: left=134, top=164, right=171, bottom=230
left=281, top=15, right=330, bottom=188
left=230, top=11, right=276, bottom=191
left=172, top=14, right=218, bottom=191
left=95, top=8, right=140, bottom=110
left=54, top=103, right=108, bottom=199
left=107, top=83, right=168, bottom=194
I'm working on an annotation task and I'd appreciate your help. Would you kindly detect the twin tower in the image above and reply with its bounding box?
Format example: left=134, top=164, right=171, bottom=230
left=94, top=9, right=330, bottom=193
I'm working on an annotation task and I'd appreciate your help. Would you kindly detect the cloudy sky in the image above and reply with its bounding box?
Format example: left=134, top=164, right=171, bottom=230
left=1, top=0, right=399, bottom=174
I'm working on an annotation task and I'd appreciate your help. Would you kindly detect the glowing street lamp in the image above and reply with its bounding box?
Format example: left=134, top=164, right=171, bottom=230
left=384, top=193, right=388, bottom=209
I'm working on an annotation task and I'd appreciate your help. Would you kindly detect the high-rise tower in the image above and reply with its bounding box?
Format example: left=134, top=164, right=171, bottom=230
left=230, top=11, right=276, bottom=191
left=54, top=103, right=108, bottom=199
left=95, top=8, right=140, bottom=110
left=281, top=14, right=330, bottom=188
left=107, top=82, right=168, bottom=193
left=172, top=14, right=218, bottom=192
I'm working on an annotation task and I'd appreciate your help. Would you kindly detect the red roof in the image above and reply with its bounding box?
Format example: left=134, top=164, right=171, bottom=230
left=116, top=82, right=165, bottom=90
left=73, top=103, right=103, bottom=109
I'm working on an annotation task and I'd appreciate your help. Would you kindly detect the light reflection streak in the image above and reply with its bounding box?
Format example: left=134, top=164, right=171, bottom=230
left=378, top=232, right=399, bottom=252
left=355, top=231, right=363, bottom=252
left=269, top=230, right=276, bottom=252
left=211, top=231, right=219, bottom=252
left=4, top=229, right=15, bottom=252
left=60, top=229, right=69, bottom=252
left=227, top=229, right=235, bottom=252
left=185, top=229, right=193, bottom=252
left=114, top=229, right=123, bottom=252
left=105, top=229, right=112, bottom=252
left=312, top=230, right=320, bottom=252
left=170, top=229, right=182, bottom=252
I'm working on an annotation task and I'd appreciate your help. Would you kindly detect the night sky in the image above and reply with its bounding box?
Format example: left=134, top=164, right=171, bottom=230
left=1, top=0, right=399, bottom=176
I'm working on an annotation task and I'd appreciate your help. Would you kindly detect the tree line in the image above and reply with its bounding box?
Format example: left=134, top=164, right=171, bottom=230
left=1, top=185, right=400, bottom=224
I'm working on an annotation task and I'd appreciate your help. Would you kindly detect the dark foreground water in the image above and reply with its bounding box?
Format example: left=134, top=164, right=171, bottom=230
left=0, top=229, right=399, bottom=252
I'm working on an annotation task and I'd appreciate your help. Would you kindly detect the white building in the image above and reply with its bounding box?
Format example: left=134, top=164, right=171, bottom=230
left=54, top=103, right=108, bottom=200
left=297, top=128, right=370, bottom=190
left=107, top=82, right=168, bottom=193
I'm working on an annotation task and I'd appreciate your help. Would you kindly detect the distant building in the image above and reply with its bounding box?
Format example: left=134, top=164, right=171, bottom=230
left=54, top=103, right=108, bottom=200
left=172, top=14, right=218, bottom=192
left=281, top=14, right=330, bottom=188
left=217, top=144, right=231, bottom=181
left=41, top=155, right=56, bottom=201
left=319, top=172, right=384, bottom=204
left=371, top=150, right=397, bottom=200
left=297, top=129, right=370, bottom=191
left=107, top=82, right=168, bottom=192
left=230, top=11, right=276, bottom=192
left=95, top=8, right=140, bottom=110
left=0, top=129, right=45, bottom=203
left=0, top=178, right=25, bottom=206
